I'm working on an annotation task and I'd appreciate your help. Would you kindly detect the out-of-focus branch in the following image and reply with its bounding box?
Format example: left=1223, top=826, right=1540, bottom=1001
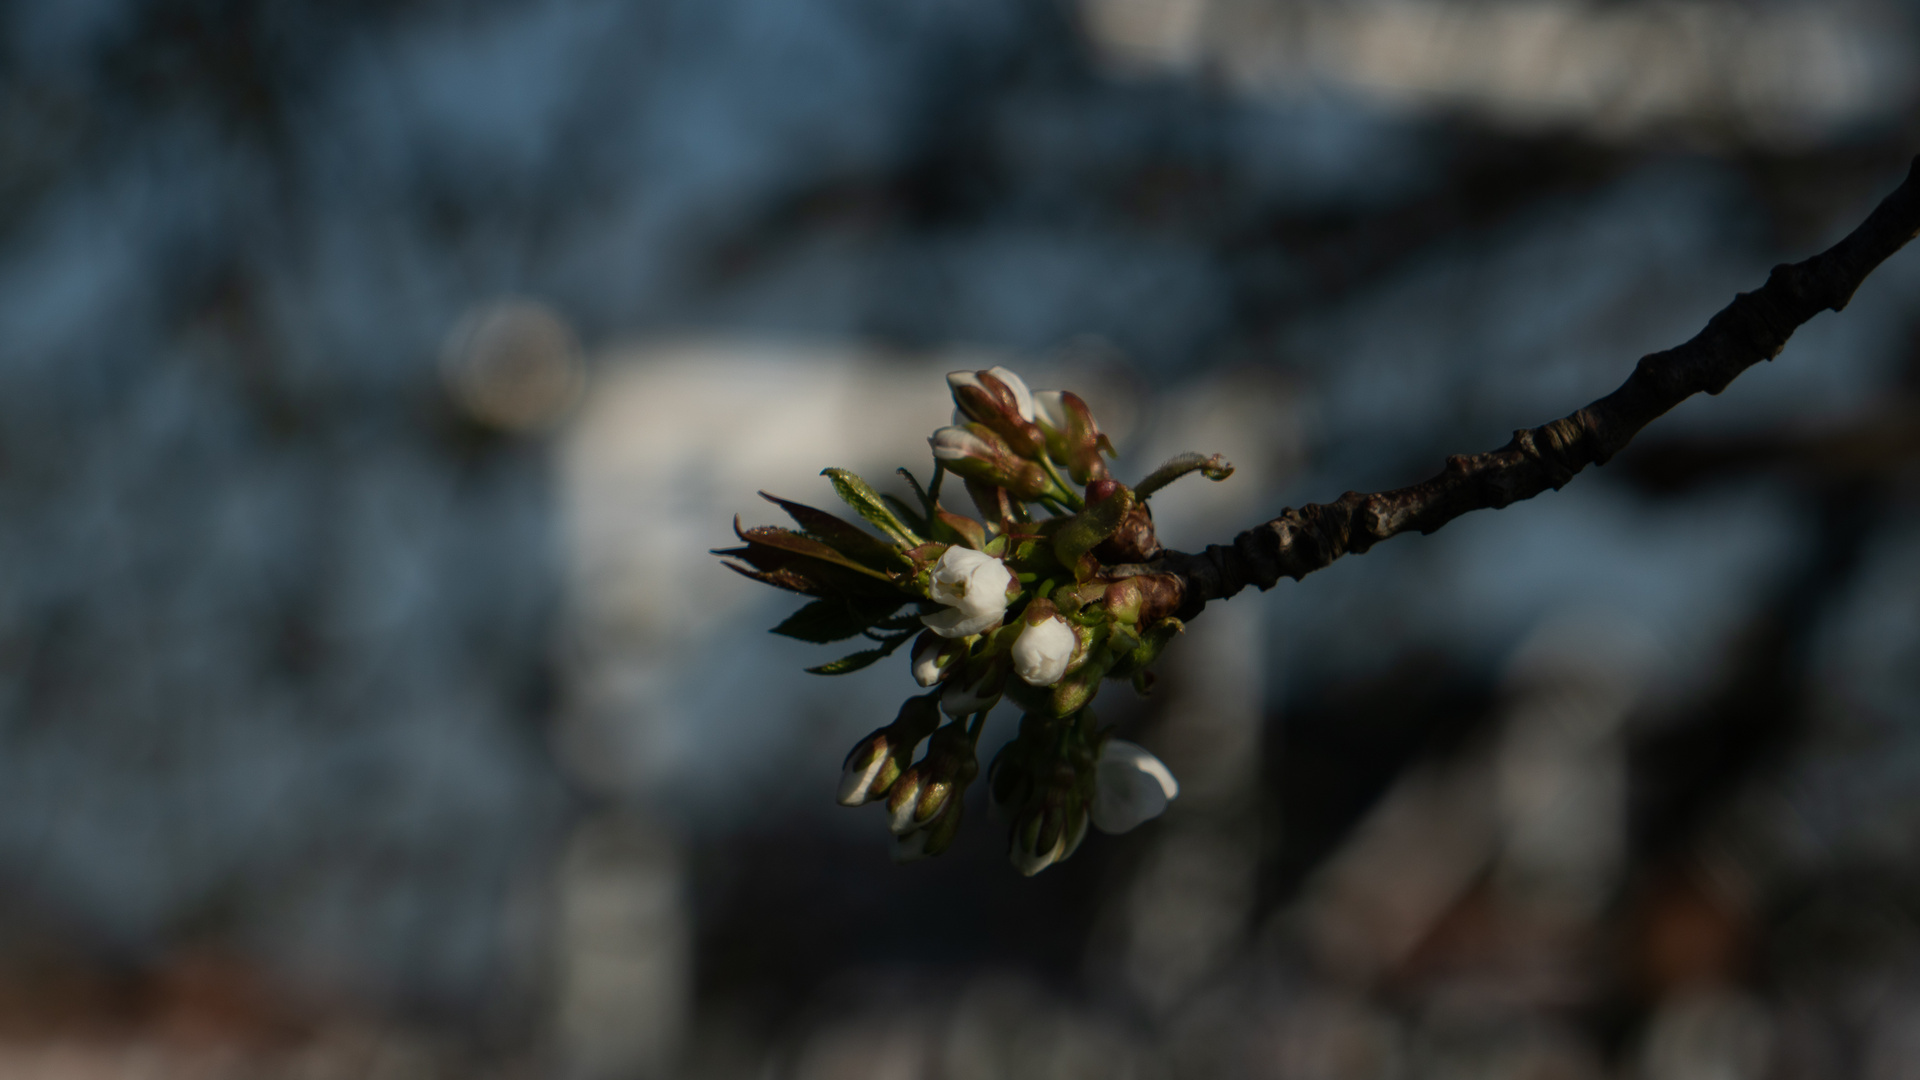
left=1156, top=155, right=1920, bottom=620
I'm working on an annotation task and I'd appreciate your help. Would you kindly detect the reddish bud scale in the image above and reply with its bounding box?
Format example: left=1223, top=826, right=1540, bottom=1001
left=1092, top=503, right=1158, bottom=564
left=955, top=382, right=1046, bottom=459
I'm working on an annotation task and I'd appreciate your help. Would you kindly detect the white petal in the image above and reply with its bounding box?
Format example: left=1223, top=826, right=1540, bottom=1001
left=946, top=370, right=985, bottom=394
left=921, top=606, right=1000, bottom=639
left=1010, top=831, right=1066, bottom=877
left=837, top=751, right=887, bottom=806
left=933, top=545, right=1001, bottom=577
left=1011, top=616, right=1076, bottom=686
left=928, top=547, right=1012, bottom=620
left=887, top=779, right=925, bottom=835
left=911, top=637, right=952, bottom=686
left=985, top=365, right=1036, bottom=421
left=1032, top=390, right=1069, bottom=432
left=929, top=425, right=993, bottom=462
left=1090, top=740, right=1178, bottom=834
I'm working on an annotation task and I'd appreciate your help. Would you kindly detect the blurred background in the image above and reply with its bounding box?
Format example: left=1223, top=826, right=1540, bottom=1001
left=2, top=0, right=1919, bottom=1076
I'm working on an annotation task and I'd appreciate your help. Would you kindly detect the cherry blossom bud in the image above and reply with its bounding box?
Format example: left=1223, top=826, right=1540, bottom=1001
left=891, top=797, right=967, bottom=862
left=886, top=723, right=978, bottom=835
left=949, top=367, right=1045, bottom=459
left=1037, top=390, right=1112, bottom=483
left=838, top=733, right=896, bottom=808
left=1008, top=800, right=1089, bottom=877
left=1012, top=613, right=1076, bottom=687
left=948, top=366, right=1036, bottom=422
left=837, top=694, right=942, bottom=807
left=928, top=423, right=1000, bottom=465
left=910, top=630, right=964, bottom=687
left=921, top=546, right=1015, bottom=639
left=929, top=423, right=1050, bottom=499
left=1089, top=739, right=1179, bottom=834
left=941, top=652, right=1008, bottom=718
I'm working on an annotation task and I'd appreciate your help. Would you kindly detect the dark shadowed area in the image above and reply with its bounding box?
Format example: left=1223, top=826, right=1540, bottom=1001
left=2, top=1, right=1919, bottom=1077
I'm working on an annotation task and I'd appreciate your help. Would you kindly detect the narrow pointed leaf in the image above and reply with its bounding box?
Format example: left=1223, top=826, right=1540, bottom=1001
left=771, top=597, right=903, bottom=643
left=720, top=560, right=824, bottom=596
left=896, top=468, right=936, bottom=517
left=823, top=468, right=923, bottom=548
left=732, top=520, right=895, bottom=581
left=759, top=492, right=905, bottom=569
left=805, top=629, right=917, bottom=675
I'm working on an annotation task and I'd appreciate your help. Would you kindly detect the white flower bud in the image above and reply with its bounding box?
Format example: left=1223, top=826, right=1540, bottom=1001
left=929, top=424, right=999, bottom=464
left=887, top=772, right=932, bottom=835
left=1010, top=830, right=1064, bottom=877
left=985, top=366, right=1035, bottom=421
left=947, top=366, right=1035, bottom=422
left=1011, top=615, right=1076, bottom=687
left=940, top=659, right=1005, bottom=718
left=910, top=631, right=959, bottom=687
left=1008, top=807, right=1086, bottom=877
left=1089, top=739, right=1179, bottom=834
left=921, top=546, right=1013, bottom=639
left=838, top=737, right=892, bottom=806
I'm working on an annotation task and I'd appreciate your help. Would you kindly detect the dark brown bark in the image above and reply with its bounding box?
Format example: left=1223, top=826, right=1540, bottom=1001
left=1156, top=156, right=1920, bottom=621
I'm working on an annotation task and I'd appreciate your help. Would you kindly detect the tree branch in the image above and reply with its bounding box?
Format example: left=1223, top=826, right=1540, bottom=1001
left=1156, top=155, right=1920, bottom=620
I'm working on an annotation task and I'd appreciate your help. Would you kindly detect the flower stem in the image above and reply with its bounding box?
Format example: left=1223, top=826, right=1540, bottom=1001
left=1037, top=455, right=1084, bottom=511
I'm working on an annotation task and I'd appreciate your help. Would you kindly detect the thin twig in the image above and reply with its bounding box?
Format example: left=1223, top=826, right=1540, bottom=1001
left=1155, top=155, right=1920, bottom=621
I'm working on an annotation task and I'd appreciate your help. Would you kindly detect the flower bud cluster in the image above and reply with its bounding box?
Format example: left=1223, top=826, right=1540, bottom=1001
left=722, top=364, right=1227, bottom=872
left=885, top=720, right=979, bottom=860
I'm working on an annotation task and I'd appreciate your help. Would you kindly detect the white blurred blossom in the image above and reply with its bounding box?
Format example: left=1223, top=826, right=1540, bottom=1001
left=1091, top=740, right=1179, bottom=834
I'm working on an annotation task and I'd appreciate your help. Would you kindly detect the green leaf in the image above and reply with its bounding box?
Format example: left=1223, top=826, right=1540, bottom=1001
left=771, top=597, right=903, bottom=643
left=805, top=629, right=917, bottom=675
left=758, top=493, right=905, bottom=570
left=1052, top=488, right=1134, bottom=575
left=731, top=521, right=895, bottom=582
left=806, top=648, right=891, bottom=676
left=720, top=560, right=823, bottom=596
left=718, top=520, right=912, bottom=602
left=824, top=468, right=923, bottom=548
left=896, top=468, right=936, bottom=516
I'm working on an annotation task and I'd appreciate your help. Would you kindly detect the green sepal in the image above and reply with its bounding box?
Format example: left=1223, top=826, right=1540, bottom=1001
left=823, top=468, right=924, bottom=549
left=932, top=506, right=987, bottom=549
left=1105, top=616, right=1184, bottom=679
left=1052, top=487, right=1134, bottom=581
